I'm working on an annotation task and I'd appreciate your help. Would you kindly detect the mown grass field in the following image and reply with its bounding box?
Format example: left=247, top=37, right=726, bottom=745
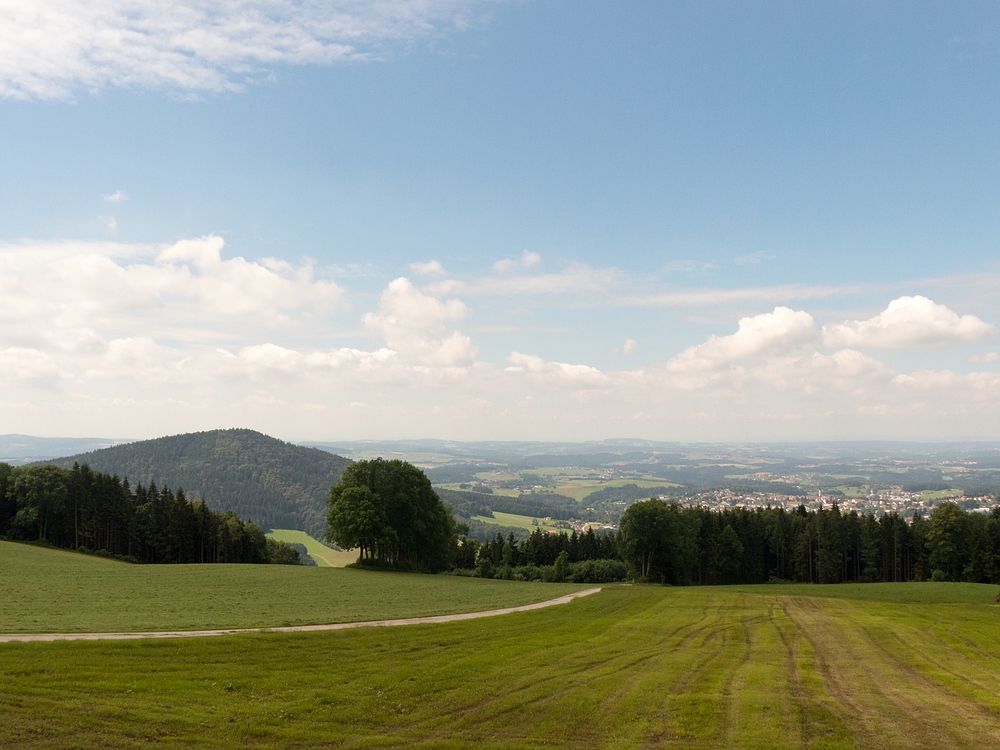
left=5, top=541, right=1000, bottom=748
left=3, top=581, right=1000, bottom=748
left=264, top=529, right=358, bottom=567
left=472, top=510, right=565, bottom=531
left=0, top=541, right=586, bottom=633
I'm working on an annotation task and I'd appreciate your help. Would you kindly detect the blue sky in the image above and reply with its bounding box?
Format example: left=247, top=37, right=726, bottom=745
left=1, top=1, right=1000, bottom=441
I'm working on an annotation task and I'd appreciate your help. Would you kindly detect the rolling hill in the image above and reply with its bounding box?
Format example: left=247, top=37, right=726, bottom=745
left=39, top=429, right=351, bottom=537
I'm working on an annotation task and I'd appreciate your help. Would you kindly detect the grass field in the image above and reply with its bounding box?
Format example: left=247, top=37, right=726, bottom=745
left=472, top=511, right=565, bottom=531
left=0, top=541, right=587, bottom=633
left=264, top=529, right=358, bottom=567
left=3, top=581, right=1000, bottom=748
left=559, top=477, right=681, bottom=501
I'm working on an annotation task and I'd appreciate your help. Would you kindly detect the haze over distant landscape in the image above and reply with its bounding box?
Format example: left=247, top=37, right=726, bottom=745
left=2, top=2, right=1000, bottom=442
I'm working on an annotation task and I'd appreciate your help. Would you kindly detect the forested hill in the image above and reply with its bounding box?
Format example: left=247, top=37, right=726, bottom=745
left=40, top=430, right=351, bottom=536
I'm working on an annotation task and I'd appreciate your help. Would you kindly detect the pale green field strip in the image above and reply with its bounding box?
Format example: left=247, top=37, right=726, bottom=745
left=264, top=528, right=358, bottom=567
left=471, top=511, right=564, bottom=530
left=3, top=584, right=1000, bottom=748
left=0, top=541, right=589, bottom=633
left=562, top=478, right=682, bottom=500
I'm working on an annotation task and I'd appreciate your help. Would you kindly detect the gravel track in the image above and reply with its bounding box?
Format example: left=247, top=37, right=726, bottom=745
left=0, top=587, right=602, bottom=643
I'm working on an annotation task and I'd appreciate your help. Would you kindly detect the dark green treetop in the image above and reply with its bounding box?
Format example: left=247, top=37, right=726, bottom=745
left=326, top=458, right=457, bottom=573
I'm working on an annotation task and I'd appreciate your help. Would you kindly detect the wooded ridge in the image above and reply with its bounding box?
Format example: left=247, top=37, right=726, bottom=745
left=38, top=429, right=351, bottom=537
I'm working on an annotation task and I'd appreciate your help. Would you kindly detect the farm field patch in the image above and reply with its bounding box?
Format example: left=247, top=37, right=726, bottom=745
left=3, top=583, right=1000, bottom=748
left=264, top=529, right=357, bottom=567
left=558, top=477, right=681, bottom=501
left=0, top=541, right=586, bottom=633
left=471, top=511, right=564, bottom=531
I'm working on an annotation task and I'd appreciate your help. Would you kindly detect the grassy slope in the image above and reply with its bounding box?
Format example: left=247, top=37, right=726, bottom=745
left=3, top=583, right=1000, bottom=748
left=264, top=529, right=359, bottom=568
left=0, top=541, right=585, bottom=633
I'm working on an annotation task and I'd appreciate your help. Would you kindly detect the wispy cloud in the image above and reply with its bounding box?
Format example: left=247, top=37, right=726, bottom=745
left=409, top=260, right=445, bottom=275
left=622, top=282, right=874, bottom=308
left=102, top=190, right=127, bottom=202
left=970, top=352, right=1000, bottom=363
left=733, top=251, right=776, bottom=266
left=493, top=249, right=542, bottom=273
left=0, top=0, right=502, bottom=100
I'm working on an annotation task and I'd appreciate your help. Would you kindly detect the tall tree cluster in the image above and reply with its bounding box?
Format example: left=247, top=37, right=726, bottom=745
left=327, top=458, right=457, bottom=572
left=617, top=498, right=1000, bottom=585
left=460, top=528, right=627, bottom=583
left=0, top=462, right=300, bottom=565
left=468, top=527, right=620, bottom=570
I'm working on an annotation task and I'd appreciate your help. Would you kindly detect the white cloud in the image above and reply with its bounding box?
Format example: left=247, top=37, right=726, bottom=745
left=626, top=282, right=871, bottom=308
left=5, top=241, right=1000, bottom=441
left=103, top=216, right=118, bottom=232
left=668, top=307, right=817, bottom=373
left=504, top=352, right=609, bottom=387
left=493, top=249, right=541, bottom=273
left=102, top=190, right=127, bottom=202
left=0, top=235, right=345, bottom=349
left=662, top=260, right=716, bottom=273
left=0, top=347, right=68, bottom=387
left=749, top=349, right=893, bottom=397
left=409, top=260, right=444, bottom=275
left=970, top=352, right=1000, bottom=363
left=822, top=296, right=996, bottom=349
left=0, top=0, right=501, bottom=100
left=465, top=262, right=619, bottom=296
left=363, top=277, right=477, bottom=367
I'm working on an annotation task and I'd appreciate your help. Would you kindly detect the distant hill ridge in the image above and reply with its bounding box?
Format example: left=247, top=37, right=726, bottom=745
left=40, top=429, right=351, bottom=537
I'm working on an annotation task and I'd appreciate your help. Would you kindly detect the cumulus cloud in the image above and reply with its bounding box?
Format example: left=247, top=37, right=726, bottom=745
left=4, top=246, right=1000, bottom=441
left=822, top=296, right=996, bottom=349
left=0, top=235, right=345, bottom=350
left=668, top=307, right=817, bottom=373
left=0, top=0, right=500, bottom=100
left=102, top=190, right=127, bottom=202
left=363, top=277, right=477, bottom=367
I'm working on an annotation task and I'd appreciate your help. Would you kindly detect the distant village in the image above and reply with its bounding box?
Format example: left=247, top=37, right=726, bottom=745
left=676, top=487, right=996, bottom=519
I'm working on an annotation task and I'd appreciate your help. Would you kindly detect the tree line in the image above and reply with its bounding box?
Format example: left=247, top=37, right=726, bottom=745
left=617, top=498, right=1000, bottom=585
left=454, top=527, right=627, bottom=583
left=329, top=460, right=1000, bottom=586
left=0, top=462, right=301, bottom=565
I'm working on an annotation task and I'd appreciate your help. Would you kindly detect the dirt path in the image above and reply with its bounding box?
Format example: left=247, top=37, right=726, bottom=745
left=0, top=587, right=602, bottom=643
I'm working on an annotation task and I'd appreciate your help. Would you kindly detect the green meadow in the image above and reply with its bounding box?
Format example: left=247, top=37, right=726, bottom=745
left=471, top=510, right=565, bottom=530
left=0, top=541, right=585, bottom=633
left=264, top=528, right=358, bottom=567
left=4, top=541, right=1000, bottom=749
